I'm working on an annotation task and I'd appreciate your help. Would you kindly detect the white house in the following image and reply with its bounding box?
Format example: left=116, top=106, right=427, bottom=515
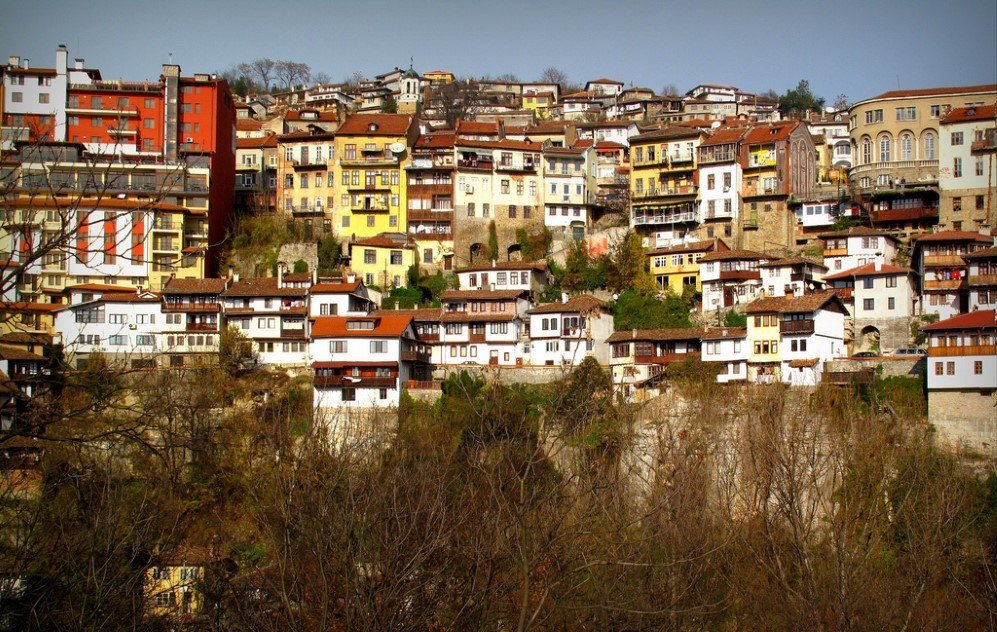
left=455, top=261, right=548, bottom=295
left=819, top=227, right=899, bottom=273
left=438, top=289, right=529, bottom=366
left=160, top=276, right=228, bottom=366
left=573, top=120, right=638, bottom=147
left=824, top=262, right=918, bottom=353
left=221, top=275, right=309, bottom=367
left=794, top=201, right=840, bottom=229
left=912, top=230, right=994, bottom=320
left=923, top=310, right=997, bottom=456
left=310, top=313, right=427, bottom=410
left=607, top=328, right=702, bottom=399
left=526, top=294, right=613, bottom=366
left=542, top=145, right=596, bottom=236
left=698, top=126, right=747, bottom=224
left=700, top=327, right=748, bottom=383
left=939, top=104, right=997, bottom=231
left=757, top=257, right=827, bottom=298
left=965, top=246, right=997, bottom=311
left=309, top=276, right=376, bottom=317
left=54, top=285, right=162, bottom=369
left=699, top=249, right=778, bottom=312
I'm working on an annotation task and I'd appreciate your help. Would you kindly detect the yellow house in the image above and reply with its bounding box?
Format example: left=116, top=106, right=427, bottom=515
left=423, top=70, right=455, bottom=85
left=647, top=238, right=729, bottom=294
left=0, top=302, right=59, bottom=335
left=629, top=127, right=707, bottom=240
left=277, top=129, right=337, bottom=233
left=333, top=114, right=417, bottom=241
left=522, top=91, right=556, bottom=119
left=347, top=233, right=417, bottom=291
left=145, top=558, right=206, bottom=619
left=744, top=298, right=782, bottom=382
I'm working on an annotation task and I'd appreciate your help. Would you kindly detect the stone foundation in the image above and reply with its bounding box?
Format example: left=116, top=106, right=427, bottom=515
left=928, top=390, right=997, bottom=457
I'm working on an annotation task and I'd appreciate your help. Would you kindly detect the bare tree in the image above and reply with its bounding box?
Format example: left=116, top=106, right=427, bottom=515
left=238, top=58, right=277, bottom=93
left=537, top=67, right=568, bottom=88
left=429, top=78, right=483, bottom=129
left=661, top=83, right=680, bottom=97
left=274, top=61, right=312, bottom=92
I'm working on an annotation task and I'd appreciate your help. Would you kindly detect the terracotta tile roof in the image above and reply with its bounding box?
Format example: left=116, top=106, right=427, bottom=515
left=913, top=230, right=993, bottom=244
left=162, top=277, right=228, bottom=295
left=236, top=119, right=263, bottom=131
left=744, top=290, right=845, bottom=314
left=866, top=84, right=997, bottom=101
left=415, top=132, right=456, bottom=148
left=700, top=126, right=749, bottom=147
left=455, top=138, right=542, bottom=151
left=0, top=345, right=45, bottom=361
left=0, top=332, right=52, bottom=345
left=788, top=358, right=820, bottom=368
left=284, top=109, right=339, bottom=122
left=823, top=263, right=914, bottom=281
left=701, top=327, right=746, bottom=340
left=527, top=295, right=608, bottom=314
left=456, top=119, right=500, bottom=134
left=677, top=119, right=715, bottom=129
left=457, top=260, right=547, bottom=273
left=630, top=125, right=704, bottom=143
left=593, top=140, right=626, bottom=150
left=222, top=277, right=307, bottom=297
left=350, top=234, right=413, bottom=249
left=310, top=314, right=413, bottom=338
left=587, top=78, right=624, bottom=85
left=311, top=280, right=362, bottom=293
left=922, top=309, right=996, bottom=331
left=0, top=302, right=61, bottom=313
left=818, top=226, right=900, bottom=240
left=441, top=289, right=526, bottom=301
left=64, top=283, right=130, bottom=293
left=647, top=239, right=727, bottom=256
left=699, top=249, right=775, bottom=263
left=336, top=113, right=413, bottom=136
left=964, top=245, right=997, bottom=260
left=743, top=121, right=800, bottom=145
left=606, top=328, right=703, bottom=343
left=236, top=135, right=277, bottom=149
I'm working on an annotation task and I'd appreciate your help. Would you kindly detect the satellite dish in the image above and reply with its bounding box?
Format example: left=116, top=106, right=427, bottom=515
left=389, top=142, right=406, bottom=154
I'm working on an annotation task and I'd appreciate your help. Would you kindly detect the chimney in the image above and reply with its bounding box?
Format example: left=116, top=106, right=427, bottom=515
left=74, top=58, right=84, bottom=70
left=8, top=55, right=19, bottom=68
left=56, top=45, right=68, bottom=74
left=561, top=292, right=568, bottom=304
left=874, top=261, right=882, bottom=272
left=233, top=272, right=240, bottom=283
left=227, top=265, right=234, bottom=279
left=347, top=272, right=357, bottom=283
left=22, top=58, right=29, bottom=69
left=491, top=259, right=497, bottom=268
left=277, top=263, right=285, bottom=286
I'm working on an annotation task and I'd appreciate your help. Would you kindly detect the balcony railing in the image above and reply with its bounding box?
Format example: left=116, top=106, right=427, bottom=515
left=186, top=322, right=219, bottom=332
left=928, top=344, right=996, bottom=357
left=351, top=203, right=389, bottom=213
left=313, top=375, right=397, bottom=388
left=968, top=274, right=997, bottom=286
left=469, top=332, right=486, bottom=343
left=870, top=206, right=938, bottom=223
left=401, top=349, right=431, bottom=363
left=634, top=352, right=692, bottom=365
left=340, top=155, right=398, bottom=166
left=780, top=320, right=815, bottom=335
left=923, top=279, right=966, bottom=291
left=280, top=328, right=307, bottom=339
left=163, top=302, right=220, bottom=313
left=849, top=159, right=938, bottom=178
left=407, top=209, right=454, bottom=222
left=458, top=158, right=493, bottom=170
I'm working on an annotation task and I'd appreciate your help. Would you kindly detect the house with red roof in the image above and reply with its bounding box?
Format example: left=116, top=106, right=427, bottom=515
left=824, top=262, right=918, bottom=353
left=606, top=328, right=702, bottom=399
left=923, top=309, right=997, bottom=456
left=437, top=289, right=530, bottom=366
left=965, top=245, right=997, bottom=311
left=912, top=230, right=994, bottom=319
left=220, top=270, right=309, bottom=367
left=161, top=276, right=229, bottom=364
left=939, top=104, right=997, bottom=231
left=526, top=294, right=614, bottom=366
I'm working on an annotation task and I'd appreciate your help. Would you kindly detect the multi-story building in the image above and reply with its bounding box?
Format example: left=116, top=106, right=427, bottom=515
left=912, top=230, right=993, bottom=319
left=235, top=135, right=277, bottom=215
left=965, top=245, right=997, bottom=311
left=697, top=125, right=748, bottom=246
left=744, top=291, right=848, bottom=385
left=699, top=249, right=778, bottom=312
left=701, top=327, right=748, bottom=383
left=757, top=257, right=827, bottom=298
left=221, top=273, right=309, bottom=367
left=406, top=132, right=456, bottom=272
left=332, top=113, right=417, bottom=241
left=923, top=310, right=997, bottom=456
left=283, top=108, right=339, bottom=134
left=54, top=284, right=163, bottom=369
left=939, top=104, right=997, bottom=231
left=847, top=84, right=997, bottom=237
left=526, top=294, right=613, bottom=366
left=453, top=138, right=543, bottom=263
left=823, top=262, right=918, bottom=353
left=276, top=128, right=337, bottom=232
left=738, top=121, right=816, bottom=253
left=455, top=260, right=548, bottom=295
left=345, top=233, right=416, bottom=290
left=542, top=144, right=596, bottom=238
left=309, top=275, right=376, bottom=317
left=584, top=78, right=625, bottom=98
left=607, top=328, right=702, bottom=399
left=818, top=226, right=899, bottom=273
left=573, top=120, right=638, bottom=147
left=160, top=277, right=228, bottom=365
left=438, top=289, right=529, bottom=366
left=630, top=126, right=707, bottom=247
left=592, top=140, right=629, bottom=208
left=647, top=238, right=729, bottom=294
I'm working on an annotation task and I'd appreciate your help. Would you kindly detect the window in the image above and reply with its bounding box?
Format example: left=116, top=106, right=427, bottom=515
left=953, top=157, right=962, bottom=178
left=946, top=362, right=955, bottom=375
left=109, top=313, right=128, bottom=324
left=863, top=277, right=874, bottom=289
left=974, top=361, right=983, bottom=375
left=888, top=297, right=895, bottom=310
left=886, top=276, right=897, bottom=288
left=342, top=388, right=356, bottom=401
left=863, top=298, right=874, bottom=310
left=467, top=202, right=475, bottom=217
left=390, top=250, right=403, bottom=265
left=953, top=197, right=962, bottom=212
left=895, top=106, right=916, bottom=121
left=899, top=133, right=912, bottom=160
left=976, top=194, right=985, bottom=210
left=370, top=340, right=387, bottom=353
left=508, top=205, right=516, bottom=218
left=367, top=215, right=375, bottom=227
left=951, top=131, right=963, bottom=146
left=865, top=109, right=883, bottom=124
left=707, top=174, right=715, bottom=189
left=501, top=180, right=509, bottom=194
left=924, top=132, right=936, bottom=159
left=861, top=137, right=872, bottom=164
left=38, top=93, right=49, bottom=104
left=878, top=135, right=891, bottom=162
left=11, top=92, right=22, bottom=103
left=109, top=335, right=127, bottom=346
left=977, top=157, right=985, bottom=177
left=364, top=249, right=376, bottom=265
left=136, top=335, right=154, bottom=346
left=934, top=362, right=944, bottom=376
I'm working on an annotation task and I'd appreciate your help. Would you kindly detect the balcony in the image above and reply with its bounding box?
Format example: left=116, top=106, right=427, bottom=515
left=280, top=328, right=307, bottom=339
left=743, top=183, right=778, bottom=197
left=409, top=228, right=453, bottom=240
left=495, top=161, right=537, bottom=172
left=923, top=255, right=967, bottom=268
left=780, top=320, right=815, bottom=335
left=928, top=344, right=996, bottom=357
left=824, top=248, right=848, bottom=257
left=923, top=279, right=966, bottom=291
left=163, top=302, right=220, bottom=313
left=633, top=185, right=696, bottom=199
left=401, top=349, right=431, bottom=363
left=969, top=274, right=997, bottom=287
left=632, top=210, right=697, bottom=225
left=719, top=269, right=761, bottom=281
left=406, top=183, right=452, bottom=196
left=290, top=204, right=326, bottom=216
left=152, top=221, right=182, bottom=232
left=458, top=158, right=493, bottom=170
left=313, top=375, right=397, bottom=388
left=186, top=322, right=219, bottom=332
left=340, top=155, right=398, bottom=167
left=469, top=332, right=486, bottom=343
left=634, top=352, right=693, bottom=365
left=347, top=182, right=391, bottom=192
left=870, top=206, right=938, bottom=224
left=417, top=332, right=440, bottom=342
left=351, top=202, right=389, bottom=213
left=291, top=160, right=329, bottom=170
left=407, top=209, right=454, bottom=222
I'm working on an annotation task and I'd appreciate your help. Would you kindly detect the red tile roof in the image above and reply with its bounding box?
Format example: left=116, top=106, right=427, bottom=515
left=237, top=135, right=277, bottom=149
left=456, top=119, right=500, bottom=134
left=64, top=283, right=131, bottom=293
left=700, top=126, right=749, bottom=147
left=336, top=113, right=413, bottom=136
left=744, top=290, right=846, bottom=314
left=236, top=119, right=263, bottom=131
left=743, top=121, right=800, bottom=145
left=441, top=289, right=526, bottom=301
left=527, top=295, right=608, bottom=314
left=964, top=245, right=997, bottom=260
left=456, top=138, right=542, bottom=151
left=0, top=301, right=61, bottom=313
left=3, top=197, right=188, bottom=212
left=701, top=327, right=746, bottom=340
left=311, top=280, right=362, bottom=293
left=457, top=260, right=547, bottom=273
left=913, top=230, right=993, bottom=244
left=823, top=262, right=914, bottom=281
left=647, top=239, right=727, bottom=256
left=222, top=277, right=307, bottom=297
left=699, top=249, right=775, bottom=263
left=284, top=109, right=339, bottom=122
left=818, top=226, right=900, bottom=240
left=440, top=311, right=518, bottom=323
left=310, top=314, right=413, bottom=338
left=940, top=104, right=997, bottom=125
left=415, top=132, right=456, bottom=148
left=350, top=235, right=413, bottom=249
left=788, top=358, right=820, bottom=368
left=922, top=310, right=996, bottom=331
left=162, top=277, right=228, bottom=295
left=866, top=84, right=997, bottom=101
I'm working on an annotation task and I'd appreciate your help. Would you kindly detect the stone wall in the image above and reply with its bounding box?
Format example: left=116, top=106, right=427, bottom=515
left=851, top=316, right=914, bottom=354
left=278, top=242, right=318, bottom=273
left=928, top=390, right=997, bottom=457
left=741, top=201, right=795, bottom=254
left=825, top=357, right=925, bottom=378
left=453, top=206, right=546, bottom=265
left=434, top=363, right=589, bottom=385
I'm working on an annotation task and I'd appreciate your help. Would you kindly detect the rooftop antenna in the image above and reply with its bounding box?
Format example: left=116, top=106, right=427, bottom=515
left=168, top=52, right=173, bottom=64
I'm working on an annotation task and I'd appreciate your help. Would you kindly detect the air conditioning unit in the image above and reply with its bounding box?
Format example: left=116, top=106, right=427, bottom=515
left=129, top=324, right=137, bottom=330
left=185, top=137, right=194, bottom=143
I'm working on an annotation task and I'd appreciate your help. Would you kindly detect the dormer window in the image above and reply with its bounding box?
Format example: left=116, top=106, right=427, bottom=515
left=368, top=123, right=378, bottom=132
left=346, top=319, right=375, bottom=330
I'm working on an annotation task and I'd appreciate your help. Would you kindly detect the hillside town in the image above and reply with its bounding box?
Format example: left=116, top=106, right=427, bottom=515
left=0, top=41, right=996, bottom=628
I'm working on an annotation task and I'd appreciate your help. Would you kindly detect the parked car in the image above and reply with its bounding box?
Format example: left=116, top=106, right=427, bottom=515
left=893, top=347, right=927, bottom=356
left=854, top=350, right=880, bottom=358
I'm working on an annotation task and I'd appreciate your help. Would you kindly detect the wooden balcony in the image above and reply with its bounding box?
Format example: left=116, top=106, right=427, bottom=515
left=400, top=349, right=431, bottom=363
left=163, top=302, right=220, bottom=313
left=313, top=375, right=397, bottom=388
left=405, top=380, right=441, bottom=390
left=417, top=332, right=440, bottom=342
left=469, top=332, right=486, bottom=343
left=780, top=320, right=815, bottom=335
left=280, top=329, right=307, bottom=339
left=407, top=209, right=454, bottom=222
left=186, top=322, right=218, bottom=332
left=824, top=248, right=848, bottom=257
left=923, top=279, right=966, bottom=291
left=928, top=344, right=996, bottom=357
left=969, top=274, right=997, bottom=287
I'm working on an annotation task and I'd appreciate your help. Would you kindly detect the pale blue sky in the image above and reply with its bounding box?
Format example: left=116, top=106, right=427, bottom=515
left=2, top=0, right=995, bottom=102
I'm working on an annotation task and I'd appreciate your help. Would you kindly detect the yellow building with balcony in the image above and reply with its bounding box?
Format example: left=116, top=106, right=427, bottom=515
left=277, top=129, right=337, bottom=233
left=629, top=126, right=707, bottom=243
left=346, top=233, right=417, bottom=291
left=333, top=114, right=417, bottom=241
left=647, top=238, right=729, bottom=294
left=744, top=298, right=783, bottom=382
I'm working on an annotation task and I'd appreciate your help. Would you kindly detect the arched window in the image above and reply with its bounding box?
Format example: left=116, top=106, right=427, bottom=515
left=879, top=135, right=891, bottom=162
left=900, top=133, right=913, bottom=160
left=861, top=137, right=872, bottom=164
left=924, top=132, right=936, bottom=160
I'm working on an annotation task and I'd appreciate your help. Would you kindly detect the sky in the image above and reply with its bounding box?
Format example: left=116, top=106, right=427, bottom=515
left=2, top=0, right=995, bottom=103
